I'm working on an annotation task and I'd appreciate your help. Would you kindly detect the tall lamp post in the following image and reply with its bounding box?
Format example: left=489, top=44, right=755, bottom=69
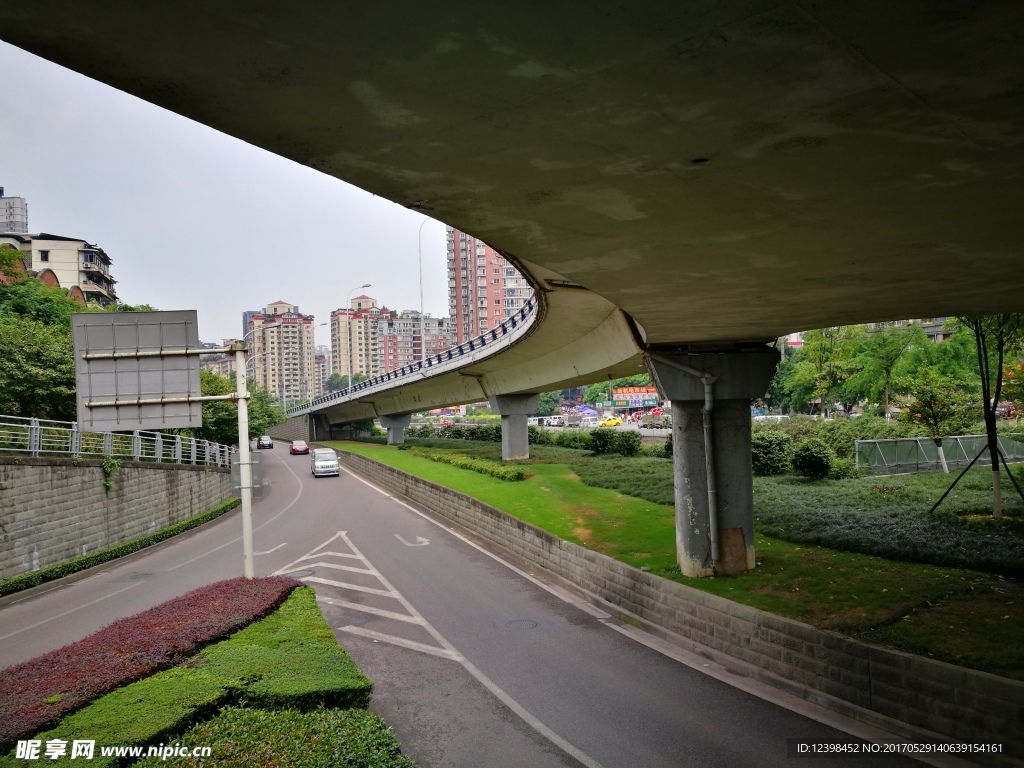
left=346, top=283, right=371, bottom=396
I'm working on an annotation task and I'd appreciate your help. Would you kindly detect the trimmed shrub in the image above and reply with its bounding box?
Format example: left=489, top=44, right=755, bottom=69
left=0, top=498, right=241, bottom=598
left=555, top=429, right=592, bottom=451
left=134, top=707, right=416, bottom=768
left=828, top=457, right=863, bottom=480
left=528, top=425, right=555, bottom=445
left=614, top=430, right=643, bottom=457
left=426, top=452, right=526, bottom=481
left=791, top=439, right=835, bottom=480
left=664, top=432, right=672, bottom=458
left=751, top=430, right=791, bottom=476
left=589, top=428, right=618, bottom=455
left=0, top=576, right=299, bottom=750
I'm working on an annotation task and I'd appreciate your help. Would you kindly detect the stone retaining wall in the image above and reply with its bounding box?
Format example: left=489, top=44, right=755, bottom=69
left=338, top=450, right=1022, bottom=751
left=0, top=457, right=232, bottom=580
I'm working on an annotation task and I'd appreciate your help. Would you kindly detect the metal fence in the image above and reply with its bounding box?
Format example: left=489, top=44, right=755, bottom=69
left=0, top=414, right=231, bottom=466
left=855, top=434, right=1024, bottom=475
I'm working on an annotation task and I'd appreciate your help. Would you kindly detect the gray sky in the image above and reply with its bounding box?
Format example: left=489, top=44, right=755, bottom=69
left=0, top=41, right=450, bottom=349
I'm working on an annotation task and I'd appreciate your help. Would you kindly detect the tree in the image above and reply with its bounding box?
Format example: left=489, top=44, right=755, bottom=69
left=325, top=372, right=368, bottom=393
left=582, top=374, right=652, bottom=404
left=0, top=316, right=76, bottom=419
left=536, top=391, right=561, bottom=416
left=786, top=326, right=863, bottom=414
left=763, top=344, right=796, bottom=413
left=903, top=368, right=976, bottom=473
left=957, top=314, right=1024, bottom=518
left=0, top=278, right=97, bottom=329
left=0, top=244, right=28, bottom=281
left=846, top=323, right=922, bottom=416
left=192, top=370, right=285, bottom=446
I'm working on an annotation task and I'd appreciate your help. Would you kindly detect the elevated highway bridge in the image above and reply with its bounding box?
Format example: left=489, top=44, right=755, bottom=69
left=4, top=1, right=1022, bottom=574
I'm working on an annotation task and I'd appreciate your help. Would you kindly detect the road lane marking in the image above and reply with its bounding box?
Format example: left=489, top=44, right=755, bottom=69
left=255, top=543, right=286, bottom=556
left=0, top=583, right=142, bottom=640
left=297, top=561, right=375, bottom=575
left=338, top=625, right=461, bottom=660
left=395, top=534, right=430, bottom=546
left=300, top=575, right=396, bottom=597
left=316, top=596, right=426, bottom=624
left=307, top=530, right=608, bottom=768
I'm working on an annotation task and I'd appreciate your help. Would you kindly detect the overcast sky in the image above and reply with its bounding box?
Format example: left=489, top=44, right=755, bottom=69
left=0, top=41, right=450, bottom=349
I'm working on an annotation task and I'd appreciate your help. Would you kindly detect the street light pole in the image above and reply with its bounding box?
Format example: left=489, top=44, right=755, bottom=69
left=346, top=283, right=371, bottom=396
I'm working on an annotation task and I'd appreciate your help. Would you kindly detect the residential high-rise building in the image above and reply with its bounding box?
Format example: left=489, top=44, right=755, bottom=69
left=446, top=226, right=529, bottom=345
left=313, top=352, right=328, bottom=397
left=0, top=232, right=117, bottom=305
left=0, top=188, right=28, bottom=234
left=245, top=301, right=316, bottom=405
left=379, top=309, right=453, bottom=373
left=330, top=295, right=385, bottom=382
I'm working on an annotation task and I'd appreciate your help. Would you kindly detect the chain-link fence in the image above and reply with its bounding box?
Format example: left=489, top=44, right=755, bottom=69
left=855, top=433, right=1024, bottom=475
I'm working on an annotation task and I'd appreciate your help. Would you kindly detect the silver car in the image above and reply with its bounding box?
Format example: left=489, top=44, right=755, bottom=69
left=310, top=448, right=340, bottom=477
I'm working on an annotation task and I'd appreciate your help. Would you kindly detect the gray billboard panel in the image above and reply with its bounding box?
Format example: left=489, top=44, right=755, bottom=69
left=72, top=310, right=203, bottom=431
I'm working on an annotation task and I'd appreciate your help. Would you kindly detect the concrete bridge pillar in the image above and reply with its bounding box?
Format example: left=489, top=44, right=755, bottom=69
left=309, top=414, right=331, bottom=443
left=379, top=413, right=412, bottom=445
left=649, top=347, right=779, bottom=577
left=488, top=394, right=539, bottom=460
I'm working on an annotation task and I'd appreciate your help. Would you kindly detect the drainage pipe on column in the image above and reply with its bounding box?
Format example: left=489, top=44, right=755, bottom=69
left=650, top=355, right=721, bottom=565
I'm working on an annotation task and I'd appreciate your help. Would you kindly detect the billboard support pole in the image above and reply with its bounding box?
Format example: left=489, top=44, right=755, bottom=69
left=232, top=342, right=255, bottom=578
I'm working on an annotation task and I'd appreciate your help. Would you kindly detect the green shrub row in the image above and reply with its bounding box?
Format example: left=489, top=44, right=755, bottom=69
left=3, top=588, right=375, bottom=767
left=589, top=428, right=643, bottom=457
left=425, top=452, right=526, bottom=481
left=0, top=498, right=241, bottom=598
left=134, top=707, right=416, bottom=768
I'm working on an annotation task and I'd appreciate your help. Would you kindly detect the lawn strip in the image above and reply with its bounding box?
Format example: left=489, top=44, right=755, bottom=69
left=331, top=440, right=1021, bottom=681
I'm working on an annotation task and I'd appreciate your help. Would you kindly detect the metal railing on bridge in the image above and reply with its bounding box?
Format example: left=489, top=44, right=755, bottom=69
left=291, top=294, right=539, bottom=416
left=0, top=414, right=232, bottom=466
left=854, top=433, right=1024, bottom=475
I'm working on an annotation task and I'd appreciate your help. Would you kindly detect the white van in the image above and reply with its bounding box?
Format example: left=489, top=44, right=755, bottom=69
left=580, top=416, right=600, bottom=428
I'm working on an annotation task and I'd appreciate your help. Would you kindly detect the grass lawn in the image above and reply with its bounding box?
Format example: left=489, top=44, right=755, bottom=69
left=330, top=440, right=1022, bottom=681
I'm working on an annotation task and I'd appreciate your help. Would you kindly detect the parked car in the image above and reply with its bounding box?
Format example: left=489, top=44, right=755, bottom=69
left=599, top=416, right=624, bottom=427
left=256, top=435, right=273, bottom=449
left=289, top=440, right=309, bottom=455
left=580, top=416, right=600, bottom=428
left=548, top=414, right=564, bottom=427
left=310, top=448, right=340, bottom=477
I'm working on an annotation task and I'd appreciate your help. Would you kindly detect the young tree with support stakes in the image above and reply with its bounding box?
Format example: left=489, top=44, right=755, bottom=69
left=904, top=368, right=976, bottom=474
left=957, top=314, right=1024, bottom=518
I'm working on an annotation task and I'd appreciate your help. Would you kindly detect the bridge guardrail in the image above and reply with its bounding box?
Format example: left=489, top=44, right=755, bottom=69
left=288, top=294, right=539, bottom=417
left=0, top=414, right=232, bottom=467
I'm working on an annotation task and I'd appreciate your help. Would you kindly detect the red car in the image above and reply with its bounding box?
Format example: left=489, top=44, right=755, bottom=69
left=289, top=440, right=309, bottom=455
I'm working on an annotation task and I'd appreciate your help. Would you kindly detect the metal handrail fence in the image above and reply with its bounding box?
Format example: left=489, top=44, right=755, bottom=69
left=855, top=433, right=1024, bottom=475
left=0, top=414, right=231, bottom=466
left=288, top=293, right=540, bottom=417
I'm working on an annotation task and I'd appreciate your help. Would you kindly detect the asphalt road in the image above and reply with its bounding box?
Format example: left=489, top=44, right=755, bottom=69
left=0, top=447, right=922, bottom=768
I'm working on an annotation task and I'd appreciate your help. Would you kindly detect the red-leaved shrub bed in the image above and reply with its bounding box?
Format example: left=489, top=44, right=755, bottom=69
left=0, top=576, right=299, bottom=750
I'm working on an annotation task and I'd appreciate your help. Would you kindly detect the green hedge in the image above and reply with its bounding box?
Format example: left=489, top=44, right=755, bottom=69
left=4, top=588, right=373, bottom=767
left=751, top=430, right=792, bottom=476
left=134, top=707, right=416, bottom=768
left=791, top=439, right=835, bottom=480
left=426, top=452, right=526, bottom=481
left=0, top=498, right=241, bottom=597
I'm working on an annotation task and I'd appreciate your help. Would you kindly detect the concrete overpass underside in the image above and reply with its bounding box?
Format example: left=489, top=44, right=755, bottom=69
left=4, top=2, right=1022, bottom=574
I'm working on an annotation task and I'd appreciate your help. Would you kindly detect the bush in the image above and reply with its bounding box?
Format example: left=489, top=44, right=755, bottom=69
left=751, top=430, right=791, bottom=476
left=828, top=457, right=863, bottom=480
left=664, top=432, right=672, bottom=458
left=528, top=425, right=555, bottom=445
left=614, top=430, right=643, bottom=457
left=426, top=452, right=526, bottom=481
left=555, top=429, right=592, bottom=450
left=791, top=439, right=835, bottom=480
left=589, top=428, right=618, bottom=455
left=0, top=577, right=299, bottom=750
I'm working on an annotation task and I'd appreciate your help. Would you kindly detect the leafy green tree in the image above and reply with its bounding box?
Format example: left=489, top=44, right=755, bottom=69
left=0, top=316, right=76, bottom=419
left=787, top=326, right=863, bottom=414
left=0, top=244, right=28, bottom=280
left=764, top=344, right=796, bottom=413
left=846, top=324, right=922, bottom=415
left=536, top=390, right=561, bottom=416
left=192, top=370, right=285, bottom=446
left=903, top=368, right=977, bottom=473
left=957, top=314, right=1024, bottom=517
left=325, top=372, right=346, bottom=393
left=0, top=278, right=96, bottom=328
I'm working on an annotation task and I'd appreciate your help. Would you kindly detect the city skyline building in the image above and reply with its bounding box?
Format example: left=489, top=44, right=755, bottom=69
left=446, top=226, right=530, bottom=345
left=0, top=188, right=28, bottom=234
left=245, top=301, right=316, bottom=405
left=379, top=309, right=453, bottom=373
left=330, top=295, right=385, bottom=382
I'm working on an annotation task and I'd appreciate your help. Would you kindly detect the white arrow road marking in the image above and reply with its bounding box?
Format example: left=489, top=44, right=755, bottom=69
left=254, top=543, right=286, bottom=556
left=394, top=534, right=430, bottom=546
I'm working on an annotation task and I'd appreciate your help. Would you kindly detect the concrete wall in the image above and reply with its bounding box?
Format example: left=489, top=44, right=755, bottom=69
left=337, top=450, right=1023, bottom=751
left=0, top=457, right=232, bottom=580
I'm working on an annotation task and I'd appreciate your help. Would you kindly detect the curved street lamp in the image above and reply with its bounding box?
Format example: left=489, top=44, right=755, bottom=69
left=346, top=283, right=371, bottom=396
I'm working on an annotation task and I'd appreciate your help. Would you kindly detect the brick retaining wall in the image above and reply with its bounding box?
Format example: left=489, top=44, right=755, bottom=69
left=0, top=457, right=232, bottom=580
left=338, top=450, right=1023, bottom=751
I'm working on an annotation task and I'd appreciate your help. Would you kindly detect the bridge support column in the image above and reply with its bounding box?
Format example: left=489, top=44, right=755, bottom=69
left=649, top=347, right=779, bottom=577
left=309, top=414, right=331, bottom=443
left=488, top=394, right=539, bottom=460
left=379, top=413, right=412, bottom=445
